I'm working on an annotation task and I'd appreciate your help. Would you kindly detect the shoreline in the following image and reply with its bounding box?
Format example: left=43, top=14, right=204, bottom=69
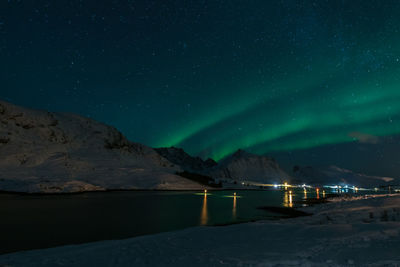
left=0, top=191, right=339, bottom=255
left=0, top=187, right=301, bottom=196
left=0, top=190, right=338, bottom=255
left=1, top=194, right=399, bottom=266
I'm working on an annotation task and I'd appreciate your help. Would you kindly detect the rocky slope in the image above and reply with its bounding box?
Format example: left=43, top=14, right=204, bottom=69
left=293, top=165, right=397, bottom=188
left=156, top=148, right=291, bottom=184
left=209, top=149, right=290, bottom=184
left=0, top=100, right=206, bottom=193
left=155, top=147, right=217, bottom=173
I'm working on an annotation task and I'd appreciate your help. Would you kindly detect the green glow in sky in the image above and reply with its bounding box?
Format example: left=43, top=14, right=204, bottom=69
left=161, top=57, right=400, bottom=161
left=3, top=0, right=400, bottom=163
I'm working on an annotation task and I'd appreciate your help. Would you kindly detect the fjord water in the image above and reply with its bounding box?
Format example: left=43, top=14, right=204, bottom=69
left=0, top=189, right=317, bottom=254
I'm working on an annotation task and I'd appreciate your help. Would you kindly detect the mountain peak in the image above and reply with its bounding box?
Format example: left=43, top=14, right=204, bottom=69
left=155, top=147, right=217, bottom=172
left=293, top=165, right=397, bottom=187
left=209, top=149, right=289, bottom=183
left=0, top=100, right=207, bottom=193
left=229, top=149, right=276, bottom=162
left=232, top=149, right=249, bottom=157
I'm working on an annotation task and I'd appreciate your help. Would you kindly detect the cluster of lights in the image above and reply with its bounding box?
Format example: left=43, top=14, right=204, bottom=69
left=271, top=183, right=312, bottom=189
left=233, top=180, right=395, bottom=195
left=323, top=185, right=362, bottom=191
left=198, top=183, right=398, bottom=224
left=237, top=178, right=400, bottom=194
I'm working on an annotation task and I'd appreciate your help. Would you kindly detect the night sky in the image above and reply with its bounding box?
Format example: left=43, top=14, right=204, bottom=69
left=2, top=0, right=400, bottom=176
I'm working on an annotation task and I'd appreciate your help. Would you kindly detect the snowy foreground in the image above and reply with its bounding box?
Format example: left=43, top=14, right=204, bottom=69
left=1, top=194, right=400, bottom=267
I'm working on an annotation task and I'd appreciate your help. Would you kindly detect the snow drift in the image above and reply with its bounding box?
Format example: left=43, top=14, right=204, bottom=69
left=0, top=100, right=206, bottom=193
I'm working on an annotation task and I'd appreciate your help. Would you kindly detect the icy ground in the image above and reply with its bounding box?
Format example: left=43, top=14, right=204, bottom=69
left=1, top=194, right=400, bottom=266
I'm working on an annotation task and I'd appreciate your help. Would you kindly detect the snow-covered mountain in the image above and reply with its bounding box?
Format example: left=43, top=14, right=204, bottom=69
left=209, top=149, right=290, bottom=184
left=155, top=147, right=217, bottom=173
left=0, top=100, right=206, bottom=193
left=293, top=165, right=397, bottom=188
left=157, top=148, right=290, bottom=184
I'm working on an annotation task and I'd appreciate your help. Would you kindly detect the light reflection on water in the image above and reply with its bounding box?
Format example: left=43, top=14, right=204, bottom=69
left=200, top=188, right=332, bottom=220
left=0, top=189, right=376, bottom=254
left=200, top=194, right=208, bottom=225
left=201, top=192, right=240, bottom=224
left=232, top=195, right=237, bottom=218
left=283, top=191, right=293, bottom=208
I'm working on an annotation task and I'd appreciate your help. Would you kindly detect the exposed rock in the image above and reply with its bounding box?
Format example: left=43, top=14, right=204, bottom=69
left=0, top=100, right=206, bottom=193
left=156, top=147, right=290, bottom=184
left=155, top=147, right=217, bottom=172
left=209, top=149, right=290, bottom=184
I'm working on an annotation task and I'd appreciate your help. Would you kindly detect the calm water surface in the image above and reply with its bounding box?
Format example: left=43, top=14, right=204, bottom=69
left=0, top=189, right=321, bottom=254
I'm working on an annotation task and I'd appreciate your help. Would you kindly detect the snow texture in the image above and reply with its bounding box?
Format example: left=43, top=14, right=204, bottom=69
left=210, top=149, right=291, bottom=184
left=155, top=147, right=217, bottom=173
left=157, top=147, right=291, bottom=184
left=1, top=194, right=399, bottom=266
left=0, top=100, right=206, bottom=193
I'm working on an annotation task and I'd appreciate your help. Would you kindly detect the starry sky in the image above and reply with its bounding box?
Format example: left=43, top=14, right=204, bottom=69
left=1, top=0, right=400, bottom=176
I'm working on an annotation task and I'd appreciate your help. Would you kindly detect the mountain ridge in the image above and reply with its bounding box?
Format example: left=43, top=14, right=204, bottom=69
left=1, top=100, right=396, bottom=193
left=0, top=100, right=206, bottom=193
left=293, top=165, right=397, bottom=188
left=156, top=147, right=291, bottom=184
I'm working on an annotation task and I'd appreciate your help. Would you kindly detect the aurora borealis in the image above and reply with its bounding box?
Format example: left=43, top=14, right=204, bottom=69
left=2, top=1, right=400, bottom=174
